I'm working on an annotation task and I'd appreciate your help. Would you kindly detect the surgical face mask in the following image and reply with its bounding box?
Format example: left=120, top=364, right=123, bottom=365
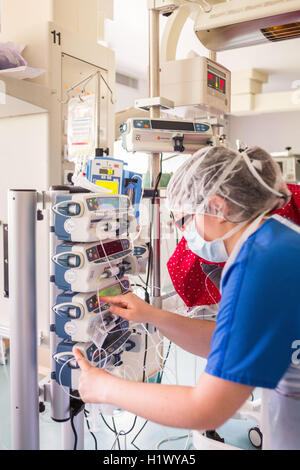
left=184, top=218, right=245, bottom=263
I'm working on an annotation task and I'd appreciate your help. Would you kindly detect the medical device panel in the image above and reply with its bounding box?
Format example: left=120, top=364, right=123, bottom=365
left=160, top=56, right=231, bottom=114
left=53, top=193, right=137, bottom=242
left=120, top=118, right=213, bottom=153
left=86, top=156, right=124, bottom=194
left=53, top=278, right=131, bottom=342
left=85, top=159, right=144, bottom=222
left=54, top=319, right=132, bottom=389
left=52, top=239, right=135, bottom=292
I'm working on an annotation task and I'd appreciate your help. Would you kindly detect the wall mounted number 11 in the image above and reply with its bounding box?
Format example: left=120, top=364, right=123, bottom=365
left=51, top=30, right=62, bottom=46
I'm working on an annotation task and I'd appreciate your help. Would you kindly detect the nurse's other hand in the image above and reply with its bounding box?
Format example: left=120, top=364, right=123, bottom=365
left=98, top=292, right=156, bottom=324
left=73, top=348, right=114, bottom=404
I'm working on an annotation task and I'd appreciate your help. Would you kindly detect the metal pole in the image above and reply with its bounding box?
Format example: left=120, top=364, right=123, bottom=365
left=149, top=8, right=162, bottom=308
left=209, top=50, right=217, bottom=62
left=8, top=190, right=40, bottom=450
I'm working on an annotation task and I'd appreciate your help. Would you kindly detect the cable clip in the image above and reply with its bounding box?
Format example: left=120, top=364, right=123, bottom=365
left=173, top=136, right=185, bottom=153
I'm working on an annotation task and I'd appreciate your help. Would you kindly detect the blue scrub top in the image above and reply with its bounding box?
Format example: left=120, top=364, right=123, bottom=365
left=205, top=216, right=300, bottom=389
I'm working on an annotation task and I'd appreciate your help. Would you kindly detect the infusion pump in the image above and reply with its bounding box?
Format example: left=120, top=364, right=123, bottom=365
left=271, top=150, right=300, bottom=183
left=120, top=118, right=213, bottom=153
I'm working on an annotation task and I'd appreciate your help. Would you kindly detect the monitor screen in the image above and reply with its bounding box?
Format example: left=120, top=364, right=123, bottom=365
left=207, top=72, right=226, bottom=95
left=151, top=120, right=194, bottom=132
left=96, top=240, right=124, bottom=259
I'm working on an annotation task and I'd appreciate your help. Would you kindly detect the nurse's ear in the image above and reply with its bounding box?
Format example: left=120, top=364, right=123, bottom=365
left=208, top=195, right=229, bottom=222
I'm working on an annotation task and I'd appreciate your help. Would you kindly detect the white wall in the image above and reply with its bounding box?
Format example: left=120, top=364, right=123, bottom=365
left=115, top=79, right=148, bottom=113
left=0, top=113, right=50, bottom=343
left=106, top=0, right=148, bottom=79
left=228, top=111, right=300, bottom=154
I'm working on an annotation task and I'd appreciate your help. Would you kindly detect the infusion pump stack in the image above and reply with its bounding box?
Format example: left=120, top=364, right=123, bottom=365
left=49, top=187, right=144, bottom=435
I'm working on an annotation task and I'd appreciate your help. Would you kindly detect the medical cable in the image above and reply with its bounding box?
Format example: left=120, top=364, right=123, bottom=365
left=131, top=419, right=148, bottom=450
left=84, top=409, right=98, bottom=450
left=69, top=398, right=85, bottom=451
left=70, top=413, right=78, bottom=450
left=156, top=434, right=191, bottom=450
left=111, top=429, right=127, bottom=451
left=112, top=417, right=121, bottom=450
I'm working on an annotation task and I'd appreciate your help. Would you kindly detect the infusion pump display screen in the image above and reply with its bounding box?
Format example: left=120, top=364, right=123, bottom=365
left=97, top=240, right=129, bottom=258
left=86, top=197, right=129, bottom=212
left=99, top=169, right=114, bottom=175
left=207, top=65, right=226, bottom=95
left=86, top=239, right=130, bottom=262
left=133, top=120, right=210, bottom=133
left=151, top=120, right=194, bottom=132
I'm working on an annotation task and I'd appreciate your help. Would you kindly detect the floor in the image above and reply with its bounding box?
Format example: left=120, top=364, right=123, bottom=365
left=0, top=347, right=258, bottom=451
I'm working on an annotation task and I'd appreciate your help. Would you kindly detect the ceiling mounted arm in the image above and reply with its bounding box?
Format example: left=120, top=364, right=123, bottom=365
left=194, top=0, right=300, bottom=51
left=161, top=3, right=202, bottom=62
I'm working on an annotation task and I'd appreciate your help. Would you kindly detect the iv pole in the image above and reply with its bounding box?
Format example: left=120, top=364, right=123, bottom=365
left=149, top=8, right=162, bottom=309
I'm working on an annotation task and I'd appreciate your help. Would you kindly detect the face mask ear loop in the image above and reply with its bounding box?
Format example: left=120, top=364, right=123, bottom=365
left=241, top=152, right=284, bottom=199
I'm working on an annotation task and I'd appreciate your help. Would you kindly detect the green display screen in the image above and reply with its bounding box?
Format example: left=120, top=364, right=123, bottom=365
left=98, top=285, right=123, bottom=309
left=98, top=284, right=122, bottom=298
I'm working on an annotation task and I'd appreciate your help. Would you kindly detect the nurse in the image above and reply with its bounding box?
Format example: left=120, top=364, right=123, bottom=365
left=74, top=146, right=300, bottom=450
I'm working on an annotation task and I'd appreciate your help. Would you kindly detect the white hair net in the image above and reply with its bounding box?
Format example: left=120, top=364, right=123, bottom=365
left=167, top=146, right=291, bottom=223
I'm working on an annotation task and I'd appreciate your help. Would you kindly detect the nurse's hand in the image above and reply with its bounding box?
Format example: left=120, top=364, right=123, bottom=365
left=73, top=348, right=115, bottom=404
left=99, top=292, right=157, bottom=324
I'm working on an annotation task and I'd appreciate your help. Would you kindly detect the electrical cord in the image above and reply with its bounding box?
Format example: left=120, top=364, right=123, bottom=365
left=142, top=327, right=149, bottom=383
left=101, top=413, right=121, bottom=449
left=156, top=434, right=191, bottom=450
left=131, top=419, right=148, bottom=450
left=157, top=340, right=172, bottom=384
left=84, top=409, right=98, bottom=450
left=97, top=332, right=174, bottom=450
left=101, top=412, right=139, bottom=450
left=112, top=416, right=121, bottom=450
left=70, top=398, right=85, bottom=450
left=130, top=338, right=173, bottom=449
left=70, top=414, right=78, bottom=451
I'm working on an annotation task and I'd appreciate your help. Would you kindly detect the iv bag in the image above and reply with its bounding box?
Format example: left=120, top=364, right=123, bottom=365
left=67, top=93, right=97, bottom=162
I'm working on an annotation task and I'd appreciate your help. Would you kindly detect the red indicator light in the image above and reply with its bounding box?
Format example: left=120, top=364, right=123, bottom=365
left=208, top=73, right=213, bottom=80
left=220, top=80, right=225, bottom=86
